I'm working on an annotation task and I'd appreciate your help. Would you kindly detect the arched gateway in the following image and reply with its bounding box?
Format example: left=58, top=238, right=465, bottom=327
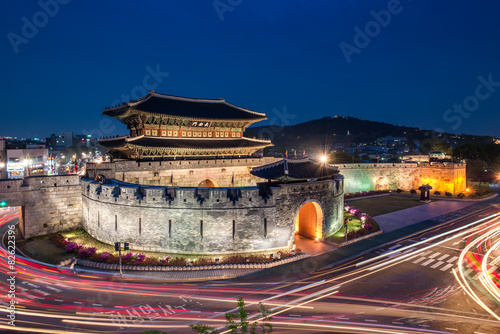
left=295, top=201, right=323, bottom=239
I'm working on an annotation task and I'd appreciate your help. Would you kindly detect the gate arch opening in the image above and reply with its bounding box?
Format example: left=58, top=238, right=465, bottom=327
left=197, top=179, right=219, bottom=187
left=295, top=202, right=323, bottom=240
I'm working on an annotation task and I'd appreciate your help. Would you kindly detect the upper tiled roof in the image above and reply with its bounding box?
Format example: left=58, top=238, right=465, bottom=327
left=103, top=92, right=267, bottom=121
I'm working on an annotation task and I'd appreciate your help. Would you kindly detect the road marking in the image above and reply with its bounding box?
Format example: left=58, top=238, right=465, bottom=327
left=445, top=328, right=458, bottom=332
left=464, top=268, right=474, bottom=276
left=289, top=314, right=301, bottom=317
left=44, top=286, right=63, bottom=293
left=428, top=252, right=441, bottom=259
left=74, top=301, right=83, bottom=304
left=336, top=317, right=349, bottom=320
left=437, top=254, right=450, bottom=261
left=431, top=261, right=445, bottom=269
left=447, top=256, right=458, bottom=263
left=388, top=244, right=402, bottom=250
left=418, top=324, right=430, bottom=327
left=421, top=259, right=435, bottom=266
left=412, top=257, right=426, bottom=264
left=32, top=289, right=50, bottom=296
left=92, top=303, right=102, bottom=306
left=392, top=321, right=404, bottom=325
left=54, top=299, right=63, bottom=302
left=365, top=319, right=377, bottom=323
left=440, top=263, right=454, bottom=271
left=387, top=251, right=401, bottom=258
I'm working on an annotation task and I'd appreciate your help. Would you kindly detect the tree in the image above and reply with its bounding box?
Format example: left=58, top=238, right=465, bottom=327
left=189, top=297, right=273, bottom=334
left=419, top=138, right=451, bottom=155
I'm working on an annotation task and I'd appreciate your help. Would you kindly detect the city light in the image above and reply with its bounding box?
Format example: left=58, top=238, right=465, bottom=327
left=0, top=201, right=7, bottom=207
left=320, top=155, right=327, bottom=163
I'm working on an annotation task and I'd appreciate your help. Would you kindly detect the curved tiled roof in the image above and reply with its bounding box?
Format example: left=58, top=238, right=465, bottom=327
left=99, top=136, right=271, bottom=150
left=251, top=159, right=339, bottom=181
left=103, top=92, right=267, bottom=121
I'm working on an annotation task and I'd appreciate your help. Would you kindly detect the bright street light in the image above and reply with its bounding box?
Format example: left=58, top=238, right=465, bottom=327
left=320, top=155, right=327, bottom=163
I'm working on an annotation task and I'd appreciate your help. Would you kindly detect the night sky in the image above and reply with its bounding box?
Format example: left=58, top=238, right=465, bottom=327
left=1, top=0, right=499, bottom=139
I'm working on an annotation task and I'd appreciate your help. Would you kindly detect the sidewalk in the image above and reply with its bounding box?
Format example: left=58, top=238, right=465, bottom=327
left=373, top=200, right=475, bottom=233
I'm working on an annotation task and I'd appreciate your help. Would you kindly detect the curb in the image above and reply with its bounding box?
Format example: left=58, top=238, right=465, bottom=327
left=391, top=192, right=498, bottom=202
left=73, top=253, right=310, bottom=272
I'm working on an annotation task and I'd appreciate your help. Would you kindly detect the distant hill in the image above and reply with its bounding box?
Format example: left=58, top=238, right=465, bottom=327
left=246, top=116, right=493, bottom=150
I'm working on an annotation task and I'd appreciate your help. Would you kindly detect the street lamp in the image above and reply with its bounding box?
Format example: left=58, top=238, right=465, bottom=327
left=320, top=155, right=327, bottom=163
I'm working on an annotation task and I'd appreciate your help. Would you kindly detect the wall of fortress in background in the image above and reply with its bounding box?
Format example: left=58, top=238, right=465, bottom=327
left=87, top=159, right=467, bottom=194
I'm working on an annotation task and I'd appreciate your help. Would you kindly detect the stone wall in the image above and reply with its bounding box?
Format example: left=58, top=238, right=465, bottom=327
left=85, top=157, right=280, bottom=187
left=86, top=159, right=466, bottom=194
left=80, top=176, right=344, bottom=255
left=0, top=175, right=83, bottom=238
left=332, top=162, right=466, bottom=194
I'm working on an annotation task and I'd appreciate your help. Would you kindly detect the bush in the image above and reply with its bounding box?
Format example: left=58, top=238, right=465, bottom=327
left=100, top=252, right=111, bottom=261
left=79, top=247, right=96, bottom=257
left=410, top=189, right=417, bottom=194
left=65, top=242, right=83, bottom=253
left=457, top=193, right=465, bottom=199
left=122, top=252, right=135, bottom=263
left=396, top=189, right=402, bottom=193
left=445, top=192, right=452, bottom=197
left=468, top=193, right=478, bottom=199
left=434, top=191, right=441, bottom=195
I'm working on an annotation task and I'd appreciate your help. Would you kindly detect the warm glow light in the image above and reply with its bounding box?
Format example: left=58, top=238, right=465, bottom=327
left=320, top=155, right=327, bottom=163
left=0, top=163, right=5, bottom=168
left=466, top=188, right=470, bottom=192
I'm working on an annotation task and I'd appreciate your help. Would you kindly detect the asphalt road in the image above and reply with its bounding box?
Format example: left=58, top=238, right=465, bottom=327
left=0, top=187, right=499, bottom=333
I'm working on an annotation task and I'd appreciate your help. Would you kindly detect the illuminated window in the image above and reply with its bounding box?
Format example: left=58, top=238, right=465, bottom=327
left=181, top=131, right=186, bottom=137
left=173, top=131, right=178, bottom=137
left=202, top=132, right=207, bottom=137
left=236, top=132, right=241, bottom=137
left=167, top=130, right=172, bottom=137
left=208, top=132, right=212, bottom=137
left=187, top=131, right=192, bottom=137
left=231, top=132, right=235, bottom=137
left=225, top=132, right=229, bottom=138
left=152, top=130, right=158, bottom=136
left=215, top=132, right=220, bottom=138
left=161, top=130, right=167, bottom=137
left=145, top=129, right=151, bottom=136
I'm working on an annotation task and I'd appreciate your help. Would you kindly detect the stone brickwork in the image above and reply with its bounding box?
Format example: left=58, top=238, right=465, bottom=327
left=86, top=159, right=466, bottom=195
left=80, top=175, right=344, bottom=255
left=85, top=157, right=281, bottom=187
left=333, top=162, right=466, bottom=194
left=0, top=175, right=83, bottom=238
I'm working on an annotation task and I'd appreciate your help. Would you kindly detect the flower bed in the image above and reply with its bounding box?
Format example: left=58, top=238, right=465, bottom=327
left=49, top=233, right=301, bottom=267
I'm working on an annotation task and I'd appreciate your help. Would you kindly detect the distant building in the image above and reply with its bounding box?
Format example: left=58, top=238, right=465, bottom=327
left=377, top=136, right=407, bottom=147
left=0, top=140, right=49, bottom=179
left=0, top=139, right=6, bottom=179
left=60, top=131, right=74, bottom=147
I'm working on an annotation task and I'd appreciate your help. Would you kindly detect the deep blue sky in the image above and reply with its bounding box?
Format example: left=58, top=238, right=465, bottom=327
left=1, top=0, right=499, bottom=139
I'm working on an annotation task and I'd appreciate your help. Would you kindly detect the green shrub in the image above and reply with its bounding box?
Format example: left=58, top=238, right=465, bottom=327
left=457, top=193, right=465, bottom=199
left=445, top=192, right=452, bottom=197
left=434, top=191, right=441, bottom=195
left=396, top=189, right=402, bottom=193
left=410, top=189, right=417, bottom=194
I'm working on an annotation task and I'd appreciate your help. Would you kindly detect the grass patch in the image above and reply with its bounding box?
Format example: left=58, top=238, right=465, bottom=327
left=347, top=195, right=424, bottom=217
left=21, top=235, right=74, bottom=265
left=328, top=213, right=380, bottom=244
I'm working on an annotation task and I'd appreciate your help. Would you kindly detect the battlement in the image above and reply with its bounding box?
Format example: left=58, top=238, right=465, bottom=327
left=0, top=175, right=80, bottom=193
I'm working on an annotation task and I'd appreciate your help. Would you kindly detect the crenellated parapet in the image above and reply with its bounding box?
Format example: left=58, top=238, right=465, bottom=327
left=80, top=175, right=344, bottom=255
